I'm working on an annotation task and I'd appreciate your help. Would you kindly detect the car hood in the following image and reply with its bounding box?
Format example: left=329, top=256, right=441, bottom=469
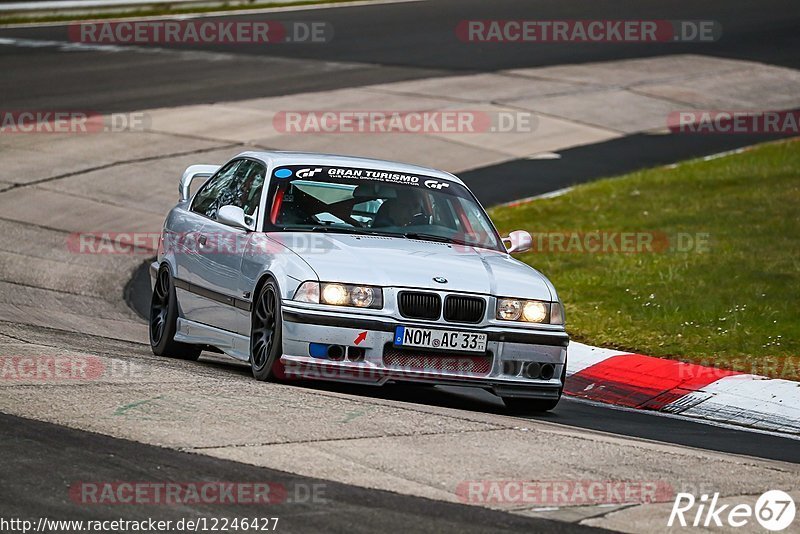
left=271, top=233, right=554, bottom=300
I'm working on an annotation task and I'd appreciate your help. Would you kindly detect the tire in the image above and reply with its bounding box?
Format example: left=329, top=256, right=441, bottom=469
left=149, top=266, right=202, bottom=360
left=250, top=279, right=286, bottom=381
left=502, top=358, right=567, bottom=414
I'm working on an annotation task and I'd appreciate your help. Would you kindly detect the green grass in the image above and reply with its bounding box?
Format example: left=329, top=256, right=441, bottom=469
left=0, top=0, right=360, bottom=25
left=490, top=139, right=800, bottom=380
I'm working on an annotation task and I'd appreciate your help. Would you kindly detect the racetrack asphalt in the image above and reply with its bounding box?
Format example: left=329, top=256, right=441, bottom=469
left=0, top=412, right=608, bottom=533
left=2, top=0, right=796, bottom=205
left=1, top=0, right=799, bottom=111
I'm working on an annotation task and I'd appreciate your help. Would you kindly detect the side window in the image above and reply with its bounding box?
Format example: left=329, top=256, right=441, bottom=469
left=190, top=160, right=266, bottom=223
left=191, top=160, right=242, bottom=218
left=232, top=162, right=266, bottom=217
left=207, top=160, right=252, bottom=220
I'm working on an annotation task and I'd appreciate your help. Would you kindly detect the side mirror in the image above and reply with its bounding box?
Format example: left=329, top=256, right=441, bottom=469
left=179, top=164, right=220, bottom=202
left=502, top=230, right=533, bottom=254
left=217, top=205, right=254, bottom=231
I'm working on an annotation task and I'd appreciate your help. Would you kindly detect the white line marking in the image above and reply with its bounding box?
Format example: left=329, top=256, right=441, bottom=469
left=494, top=186, right=574, bottom=209
left=0, top=0, right=425, bottom=28
left=701, top=146, right=747, bottom=161
left=0, top=36, right=372, bottom=73
left=666, top=147, right=750, bottom=168
left=526, top=152, right=561, bottom=160
left=526, top=507, right=561, bottom=512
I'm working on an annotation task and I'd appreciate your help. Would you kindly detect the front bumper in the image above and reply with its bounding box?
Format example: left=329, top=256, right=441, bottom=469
left=280, top=303, right=568, bottom=399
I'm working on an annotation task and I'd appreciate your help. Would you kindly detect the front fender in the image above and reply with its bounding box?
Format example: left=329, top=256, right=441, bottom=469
left=235, top=233, right=319, bottom=336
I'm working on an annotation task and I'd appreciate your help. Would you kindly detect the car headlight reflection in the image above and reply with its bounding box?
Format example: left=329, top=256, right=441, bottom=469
left=497, top=298, right=562, bottom=324
left=294, top=281, right=383, bottom=309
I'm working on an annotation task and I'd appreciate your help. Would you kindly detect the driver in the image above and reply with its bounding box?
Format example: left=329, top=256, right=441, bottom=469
left=372, top=189, right=427, bottom=227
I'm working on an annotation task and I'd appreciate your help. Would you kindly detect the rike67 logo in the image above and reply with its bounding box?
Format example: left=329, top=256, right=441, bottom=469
left=669, top=490, right=796, bottom=531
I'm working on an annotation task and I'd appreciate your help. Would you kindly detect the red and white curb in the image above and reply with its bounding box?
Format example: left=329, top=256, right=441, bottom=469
left=566, top=342, right=800, bottom=436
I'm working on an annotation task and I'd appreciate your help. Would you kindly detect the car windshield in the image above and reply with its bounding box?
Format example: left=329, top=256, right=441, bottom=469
left=265, top=165, right=503, bottom=251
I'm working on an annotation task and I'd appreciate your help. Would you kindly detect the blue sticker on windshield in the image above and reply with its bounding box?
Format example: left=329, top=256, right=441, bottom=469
left=274, top=168, right=292, bottom=178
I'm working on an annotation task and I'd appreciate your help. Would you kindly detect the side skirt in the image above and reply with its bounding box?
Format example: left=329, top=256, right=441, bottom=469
left=175, top=318, right=251, bottom=362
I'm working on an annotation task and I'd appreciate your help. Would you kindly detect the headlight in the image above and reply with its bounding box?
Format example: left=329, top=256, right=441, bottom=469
left=496, top=298, right=558, bottom=324
left=522, top=301, right=548, bottom=323
left=496, top=299, right=522, bottom=321
left=350, top=286, right=376, bottom=308
left=321, top=283, right=349, bottom=306
left=294, top=281, right=383, bottom=309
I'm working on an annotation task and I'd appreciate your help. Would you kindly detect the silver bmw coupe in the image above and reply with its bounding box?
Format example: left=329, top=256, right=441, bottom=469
left=150, top=151, right=568, bottom=412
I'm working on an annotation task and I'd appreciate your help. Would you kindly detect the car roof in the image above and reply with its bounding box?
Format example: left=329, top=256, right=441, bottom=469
left=234, top=150, right=466, bottom=186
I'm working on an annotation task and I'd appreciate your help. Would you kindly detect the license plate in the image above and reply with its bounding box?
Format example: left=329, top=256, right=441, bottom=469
left=394, top=326, right=487, bottom=353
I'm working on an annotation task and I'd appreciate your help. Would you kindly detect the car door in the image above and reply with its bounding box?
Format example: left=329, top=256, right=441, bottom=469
left=192, top=159, right=266, bottom=333
left=179, top=159, right=244, bottom=326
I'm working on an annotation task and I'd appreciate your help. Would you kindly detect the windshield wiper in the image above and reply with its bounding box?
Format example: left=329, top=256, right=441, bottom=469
left=285, top=226, right=394, bottom=237
left=307, top=225, right=362, bottom=234
left=277, top=225, right=362, bottom=235
left=402, top=232, right=453, bottom=244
